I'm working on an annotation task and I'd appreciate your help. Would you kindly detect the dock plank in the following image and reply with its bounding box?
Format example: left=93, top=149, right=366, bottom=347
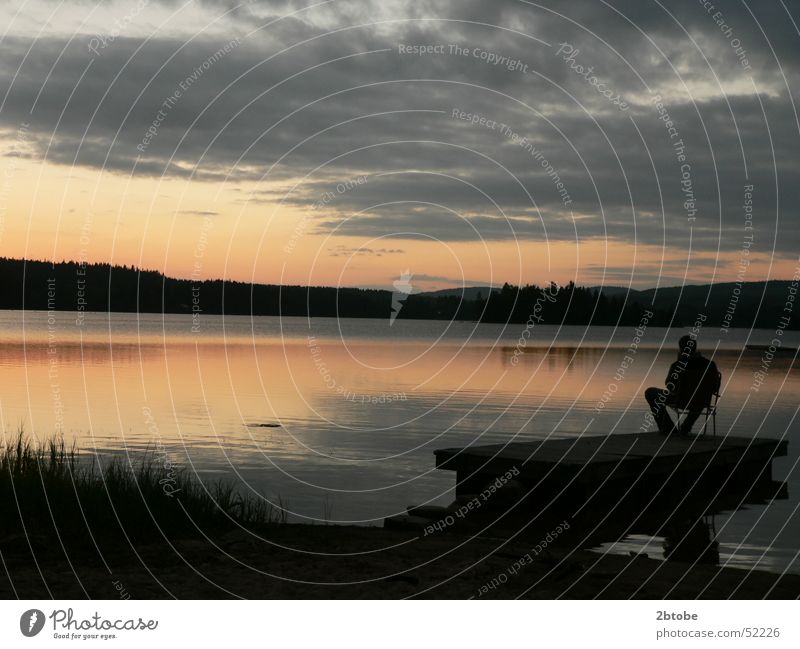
left=434, top=433, right=788, bottom=492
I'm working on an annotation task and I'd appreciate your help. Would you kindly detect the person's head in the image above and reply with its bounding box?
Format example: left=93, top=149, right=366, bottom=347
left=679, top=335, right=697, bottom=357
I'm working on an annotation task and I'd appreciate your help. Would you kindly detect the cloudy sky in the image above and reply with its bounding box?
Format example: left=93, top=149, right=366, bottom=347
left=1, top=0, right=798, bottom=289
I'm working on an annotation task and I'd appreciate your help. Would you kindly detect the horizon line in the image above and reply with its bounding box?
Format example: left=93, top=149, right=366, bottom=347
left=1, top=255, right=795, bottom=294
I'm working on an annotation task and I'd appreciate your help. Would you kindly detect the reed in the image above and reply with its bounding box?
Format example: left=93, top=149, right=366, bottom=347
left=0, top=430, right=286, bottom=544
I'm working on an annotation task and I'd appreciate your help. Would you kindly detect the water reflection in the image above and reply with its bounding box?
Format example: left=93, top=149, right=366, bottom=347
left=0, top=311, right=797, bottom=573
left=663, top=517, right=720, bottom=565
left=591, top=479, right=790, bottom=570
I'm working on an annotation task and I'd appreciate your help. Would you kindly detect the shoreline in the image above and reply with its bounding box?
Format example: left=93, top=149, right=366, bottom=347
left=3, top=523, right=798, bottom=599
left=2, top=423, right=797, bottom=600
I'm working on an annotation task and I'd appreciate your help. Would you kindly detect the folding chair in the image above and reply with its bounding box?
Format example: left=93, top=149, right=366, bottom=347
left=672, top=370, right=721, bottom=437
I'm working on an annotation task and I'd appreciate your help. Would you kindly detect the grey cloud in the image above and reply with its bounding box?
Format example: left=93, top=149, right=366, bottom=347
left=0, top=0, right=798, bottom=257
left=327, top=245, right=405, bottom=257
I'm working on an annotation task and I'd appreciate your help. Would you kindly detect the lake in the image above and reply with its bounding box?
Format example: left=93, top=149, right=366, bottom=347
left=1, top=309, right=797, bottom=574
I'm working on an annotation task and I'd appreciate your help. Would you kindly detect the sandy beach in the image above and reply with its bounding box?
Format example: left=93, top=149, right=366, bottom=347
left=3, top=524, right=798, bottom=599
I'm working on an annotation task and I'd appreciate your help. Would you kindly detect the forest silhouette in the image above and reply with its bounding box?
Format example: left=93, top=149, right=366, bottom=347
left=1, top=257, right=796, bottom=329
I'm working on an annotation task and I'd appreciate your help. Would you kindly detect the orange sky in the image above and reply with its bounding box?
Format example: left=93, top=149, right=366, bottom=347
left=0, top=155, right=793, bottom=291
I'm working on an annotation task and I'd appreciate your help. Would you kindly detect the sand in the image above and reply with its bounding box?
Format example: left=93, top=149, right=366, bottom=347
left=2, top=524, right=798, bottom=599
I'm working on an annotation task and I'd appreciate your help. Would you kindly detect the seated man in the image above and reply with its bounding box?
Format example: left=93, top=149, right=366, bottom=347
left=645, top=335, right=720, bottom=436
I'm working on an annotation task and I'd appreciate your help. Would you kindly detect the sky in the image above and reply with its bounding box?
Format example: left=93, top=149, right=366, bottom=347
left=1, top=0, right=799, bottom=291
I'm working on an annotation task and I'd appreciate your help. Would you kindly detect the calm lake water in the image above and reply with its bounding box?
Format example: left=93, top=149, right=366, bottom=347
left=1, top=310, right=798, bottom=574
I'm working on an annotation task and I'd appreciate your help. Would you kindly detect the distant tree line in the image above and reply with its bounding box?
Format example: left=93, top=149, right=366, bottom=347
left=1, top=257, right=796, bottom=329
left=0, top=257, right=389, bottom=318
left=475, top=281, right=674, bottom=326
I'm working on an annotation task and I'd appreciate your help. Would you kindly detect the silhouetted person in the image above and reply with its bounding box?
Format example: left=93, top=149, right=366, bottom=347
left=645, top=335, right=720, bottom=436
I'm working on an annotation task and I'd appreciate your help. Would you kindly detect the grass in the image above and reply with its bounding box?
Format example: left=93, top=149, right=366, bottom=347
left=0, top=430, right=286, bottom=548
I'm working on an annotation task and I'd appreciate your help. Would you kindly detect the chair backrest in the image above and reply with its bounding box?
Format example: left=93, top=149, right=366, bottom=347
left=673, top=358, right=720, bottom=411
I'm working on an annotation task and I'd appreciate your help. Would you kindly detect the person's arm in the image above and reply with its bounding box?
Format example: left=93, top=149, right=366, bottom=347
left=664, top=361, right=678, bottom=393
left=710, top=361, right=721, bottom=392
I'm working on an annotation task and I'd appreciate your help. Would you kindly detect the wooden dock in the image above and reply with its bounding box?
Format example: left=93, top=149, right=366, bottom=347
left=434, top=432, right=788, bottom=500
left=384, top=432, right=789, bottom=537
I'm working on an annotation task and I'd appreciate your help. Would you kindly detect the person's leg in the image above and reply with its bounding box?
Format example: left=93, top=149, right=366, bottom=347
left=679, top=410, right=702, bottom=436
left=645, top=387, right=678, bottom=435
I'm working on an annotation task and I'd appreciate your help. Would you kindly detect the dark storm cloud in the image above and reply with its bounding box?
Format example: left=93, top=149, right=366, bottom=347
left=1, top=0, right=799, bottom=255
